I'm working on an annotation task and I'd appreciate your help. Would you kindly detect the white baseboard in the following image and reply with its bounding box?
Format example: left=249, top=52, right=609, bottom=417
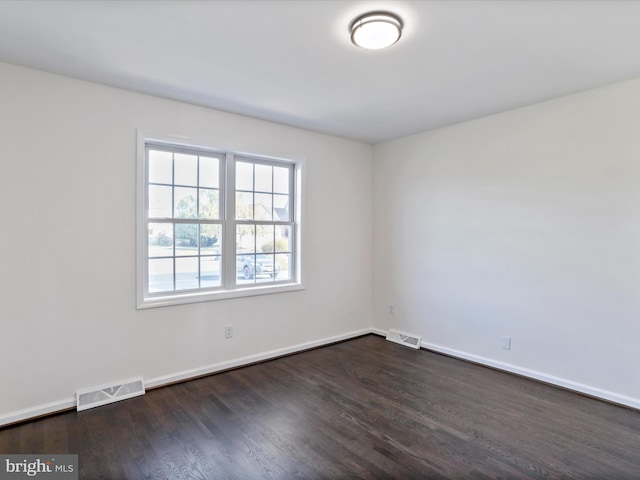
left=0, top=397, right=76, bottom=428
left=371, top=327, right=640, bottom=410
left=5, top=326, right=638, bottom=427
left=419, top=340, right=640, bottom=410
left=0, top=328, right=372, bottom=427
left=145, top=327, right=372, bottom=388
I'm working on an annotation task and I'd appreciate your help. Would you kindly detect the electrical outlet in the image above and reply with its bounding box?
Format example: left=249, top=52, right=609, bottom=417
left=501, top=336, right=511, bottom=350
left=225, top=325, right=233, bottom=339
left=387, top=305, right=395, bottom=315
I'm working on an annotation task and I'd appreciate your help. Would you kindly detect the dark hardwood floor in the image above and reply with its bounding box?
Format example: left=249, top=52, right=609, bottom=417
left=1, top=334, right=639, bottom=479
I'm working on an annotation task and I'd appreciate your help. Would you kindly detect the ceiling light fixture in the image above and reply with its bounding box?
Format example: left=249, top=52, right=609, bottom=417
left=350, top=11, right=403, bottom=50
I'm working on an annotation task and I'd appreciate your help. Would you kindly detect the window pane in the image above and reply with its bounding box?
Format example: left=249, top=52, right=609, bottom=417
left=257, top=225, right=275, bottom=253
left=255, top=164, right=272, bottom=192
left=199, top=156, right=219, bottom=188
left=254, top=193, right=272, bottom=221
left=237, top=254, right=255, bottom=284
left=236, top=191, right=253, bottom=220
left=149, top=258, right=173, bottom=292
left=200, top=224, right=221, bottom=255
left=273, top=194, right=290, bottom=221
left=199, top=188, right=219, bottom=219
left=148, top=223, right=173, bottom=258
left=236, top=225, right=255, bottom=254
left=148, top=150, right=173, bottom=184
left=236, top=253, right=277, bottom=283
left=236, top=161, right=253, bottom=191
left=175, top=257, right=199, bottom=290
left=201, top=256, right=221, bottom=288
left=275, top=227, right=292, bottom=253
left=175, top=223, right=198, bottom=256
left=275, top=253, right=291, bottom=281
left=256, top=254, right=276, bottom=283
left=174, top=187, right=197, bottom=218
left=174, top=153, right=198, bottom=186
left=149, top=185, right=172, bottom=218
left=274, top=166, right=289, bottom=194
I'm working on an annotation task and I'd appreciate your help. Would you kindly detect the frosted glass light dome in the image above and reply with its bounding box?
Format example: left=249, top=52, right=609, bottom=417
left=350, top=12, right=403, bottom=50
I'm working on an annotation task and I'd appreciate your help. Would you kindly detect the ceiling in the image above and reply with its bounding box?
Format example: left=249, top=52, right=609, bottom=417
left=1, top=0, right=640, bottom=144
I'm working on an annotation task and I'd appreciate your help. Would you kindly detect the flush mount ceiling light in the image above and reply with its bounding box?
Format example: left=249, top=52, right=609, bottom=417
left=350, top=11, right=403, bottom=50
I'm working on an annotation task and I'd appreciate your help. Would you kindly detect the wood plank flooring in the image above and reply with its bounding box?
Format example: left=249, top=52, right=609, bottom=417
left=1, top=334, right=639, bottom=479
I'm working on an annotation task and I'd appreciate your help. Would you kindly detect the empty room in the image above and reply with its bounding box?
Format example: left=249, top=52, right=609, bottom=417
left=1, top=1, right=639, bottom=478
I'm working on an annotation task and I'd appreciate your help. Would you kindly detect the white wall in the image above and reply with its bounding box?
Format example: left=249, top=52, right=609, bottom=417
left=0, top=62, right=373, bottom=423
left=4, top=58, right=639, bottom=423
left=373, top=78, right=640, bottom=406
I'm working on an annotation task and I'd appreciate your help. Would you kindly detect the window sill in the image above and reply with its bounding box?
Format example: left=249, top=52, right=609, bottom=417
left=137, top=282, right=305, bottom=309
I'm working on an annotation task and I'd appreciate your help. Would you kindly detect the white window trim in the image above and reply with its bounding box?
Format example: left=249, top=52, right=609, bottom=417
left=136, top=131, right=304, bottom=309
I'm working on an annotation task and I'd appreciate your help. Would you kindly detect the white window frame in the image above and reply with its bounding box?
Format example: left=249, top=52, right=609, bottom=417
left=136, top=132, right=304, bottom=308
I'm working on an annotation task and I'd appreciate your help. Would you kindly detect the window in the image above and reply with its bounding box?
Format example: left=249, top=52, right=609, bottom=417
left=137, top=136, right=302, bottom=308
left=234, top=158, right=295, bottom=285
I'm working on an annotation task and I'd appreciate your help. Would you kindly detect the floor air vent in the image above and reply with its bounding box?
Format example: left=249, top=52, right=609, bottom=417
left=386, top=329, right=422, bottom=349
left=76, top=377, right=145, bottom=412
